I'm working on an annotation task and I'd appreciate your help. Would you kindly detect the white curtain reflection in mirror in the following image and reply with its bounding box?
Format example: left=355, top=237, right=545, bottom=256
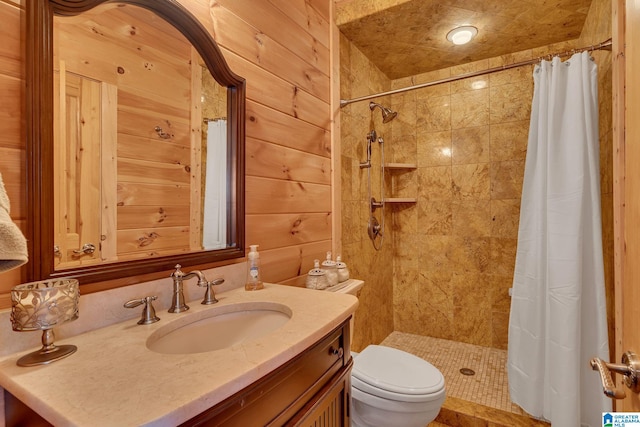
left=203, top=118, right=227, bottom=250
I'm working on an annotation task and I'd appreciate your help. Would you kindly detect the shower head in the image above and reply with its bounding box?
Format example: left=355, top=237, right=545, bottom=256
left=369, top=102, right=397, bottom=124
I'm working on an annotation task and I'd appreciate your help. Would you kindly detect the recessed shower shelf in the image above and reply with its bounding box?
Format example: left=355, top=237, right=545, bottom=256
left=384, top=163, right=417, bottom=170
left=384, top=198, right=417, bottom=204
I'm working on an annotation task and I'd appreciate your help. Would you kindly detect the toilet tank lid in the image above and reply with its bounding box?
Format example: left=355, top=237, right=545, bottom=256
left=352, top=345, right=445, bottom=395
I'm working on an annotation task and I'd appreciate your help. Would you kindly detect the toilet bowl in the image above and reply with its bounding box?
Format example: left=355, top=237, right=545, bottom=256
left=350, top=345, right=445, bottom=427
left=325, top=280, right=446, bottom=426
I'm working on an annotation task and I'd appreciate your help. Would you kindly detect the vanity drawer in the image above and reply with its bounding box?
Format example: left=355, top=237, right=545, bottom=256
left=183, top=318, right=351, bottom=426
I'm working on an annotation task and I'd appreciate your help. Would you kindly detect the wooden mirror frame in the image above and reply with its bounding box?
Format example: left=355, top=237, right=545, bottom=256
left=26, top=0, right=246, bottom=284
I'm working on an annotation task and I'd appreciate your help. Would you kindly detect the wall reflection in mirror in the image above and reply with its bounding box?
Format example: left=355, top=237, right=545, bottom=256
left=52, top=4, right=232, bottom=270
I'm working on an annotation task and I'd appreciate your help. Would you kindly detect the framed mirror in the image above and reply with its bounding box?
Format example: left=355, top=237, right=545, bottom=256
left=27, top=0, right=245, bottom=284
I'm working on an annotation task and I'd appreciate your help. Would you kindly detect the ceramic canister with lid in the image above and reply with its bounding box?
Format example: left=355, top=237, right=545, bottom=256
left=305, top=259, right=329, bottom=290
left=321, top=251, right=339, bottom=287
left=336, top=255, right=349, bottom=282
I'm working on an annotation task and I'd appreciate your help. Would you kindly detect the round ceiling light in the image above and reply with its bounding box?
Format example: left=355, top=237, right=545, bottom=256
left=446, top=26, right=478, bottom=45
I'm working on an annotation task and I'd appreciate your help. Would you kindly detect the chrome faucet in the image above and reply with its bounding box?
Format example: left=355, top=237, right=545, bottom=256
left=170, top=264, right=206, bottom=313
left=169, top=264, right=223, bottom=312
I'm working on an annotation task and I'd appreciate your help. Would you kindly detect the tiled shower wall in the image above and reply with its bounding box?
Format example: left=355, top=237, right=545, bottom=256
left=339, top=32, right=395, bottom=352
left=387, top=55, right=532, bottom=348
left=340, top=0, right=613, bottom=353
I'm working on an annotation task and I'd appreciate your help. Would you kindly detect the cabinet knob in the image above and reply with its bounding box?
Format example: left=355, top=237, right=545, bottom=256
left=329, top=347, right=344, bottom=358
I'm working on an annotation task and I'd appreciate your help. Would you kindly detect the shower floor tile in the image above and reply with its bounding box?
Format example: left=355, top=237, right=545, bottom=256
left=380, top=331, right=528, bottom=416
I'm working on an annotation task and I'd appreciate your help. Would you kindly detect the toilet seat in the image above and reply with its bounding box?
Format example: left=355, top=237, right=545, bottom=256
left=352, top=345, right=445, bottom=403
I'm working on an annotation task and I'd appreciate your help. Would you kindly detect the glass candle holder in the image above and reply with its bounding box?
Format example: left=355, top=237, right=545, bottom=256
left=10, top=278, right=79, bottom=367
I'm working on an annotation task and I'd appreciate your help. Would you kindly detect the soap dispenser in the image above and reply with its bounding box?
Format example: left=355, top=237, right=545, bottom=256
left=245, top=245, right=264, bottom=291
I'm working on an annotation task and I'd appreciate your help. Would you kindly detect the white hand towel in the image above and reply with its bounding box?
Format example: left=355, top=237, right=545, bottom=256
left=0, top=172, right=28, bottom=272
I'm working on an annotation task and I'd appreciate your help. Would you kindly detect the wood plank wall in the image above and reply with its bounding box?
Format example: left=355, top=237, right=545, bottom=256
left=0, top=0, right=27, bottom=300
left=200, top=0, right=334, bottom=286
left=0, top=0, right=334, bottom=307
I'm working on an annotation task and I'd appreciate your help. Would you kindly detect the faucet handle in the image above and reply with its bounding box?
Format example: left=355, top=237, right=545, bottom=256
left=199, top=278, right=224, bottom=305
left=124, top=295, right=160, bottom=325
left=171, top=264, right=184, bottom=278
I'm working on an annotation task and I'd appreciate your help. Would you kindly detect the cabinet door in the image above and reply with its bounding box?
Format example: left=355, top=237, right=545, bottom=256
left=286, top=360, right=352, bottom=427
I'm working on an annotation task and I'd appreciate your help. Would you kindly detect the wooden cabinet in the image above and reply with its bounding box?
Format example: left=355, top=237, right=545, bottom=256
left=182, top=319, right=352, bottom=426
left=4, top=319, right=352, bottom=427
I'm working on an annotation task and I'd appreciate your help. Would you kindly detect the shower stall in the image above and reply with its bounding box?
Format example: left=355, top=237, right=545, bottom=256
left=339, top=27, right=615, bottom=425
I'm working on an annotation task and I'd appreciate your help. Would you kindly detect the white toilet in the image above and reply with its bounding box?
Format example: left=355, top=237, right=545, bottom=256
left=326, top=280, right=446, bottom=427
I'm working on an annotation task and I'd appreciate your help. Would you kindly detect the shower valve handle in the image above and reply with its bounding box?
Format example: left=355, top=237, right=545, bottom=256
left=590, top=351, right=640, bottom=399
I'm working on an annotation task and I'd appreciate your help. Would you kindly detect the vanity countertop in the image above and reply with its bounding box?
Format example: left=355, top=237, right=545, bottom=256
left=0, top=283, right=358, bottom=427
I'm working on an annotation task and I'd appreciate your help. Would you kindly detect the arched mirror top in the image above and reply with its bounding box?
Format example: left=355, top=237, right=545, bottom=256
left=27, top=0, right=246, bottom=285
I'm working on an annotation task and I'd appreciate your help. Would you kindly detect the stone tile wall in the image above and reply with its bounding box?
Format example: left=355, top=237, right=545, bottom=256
left=339, top=33, right=395, bottom=352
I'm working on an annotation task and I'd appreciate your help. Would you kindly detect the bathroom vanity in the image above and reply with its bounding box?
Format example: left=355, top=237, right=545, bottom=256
left=0, top=284, right=356, bottom=426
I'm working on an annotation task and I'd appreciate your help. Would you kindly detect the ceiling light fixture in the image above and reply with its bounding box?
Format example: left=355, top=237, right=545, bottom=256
left=446, top=26, right=478, bottom=45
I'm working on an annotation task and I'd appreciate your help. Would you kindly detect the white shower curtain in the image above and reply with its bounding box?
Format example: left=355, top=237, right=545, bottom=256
left=507, top=52, right=611, bottom=427
left=202, top=119, right=227, bottom=250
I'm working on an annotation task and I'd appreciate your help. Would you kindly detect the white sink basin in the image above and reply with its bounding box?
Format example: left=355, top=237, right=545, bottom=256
left=146, top=302, right=292, bottom=354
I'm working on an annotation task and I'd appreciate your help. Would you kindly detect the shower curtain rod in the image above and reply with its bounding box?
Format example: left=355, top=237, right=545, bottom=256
left=339, top=38, right=612, bottom=107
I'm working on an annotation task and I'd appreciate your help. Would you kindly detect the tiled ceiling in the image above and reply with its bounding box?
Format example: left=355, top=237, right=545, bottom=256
left=336, top=0, right=593, bottom=79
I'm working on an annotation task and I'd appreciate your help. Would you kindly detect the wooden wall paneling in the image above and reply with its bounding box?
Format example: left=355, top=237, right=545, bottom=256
left=101, top=82, right=118, bottom=262
left=117, top=89, right=190, bottom=125
left=278, top=276, right=308, bottom=287
left=77, top=76, right=102, bottom=265
left=266, top=0, right=330, bottom=49
left=246, top=213, right=331, bottom=250
left=221, top=48, right=330, bottom=130
left=307, top=0, right=330, bottom=22
left=0, top=2, right=21, bottom=79
left=290, top=89, right=332, bottom=130
left=0, top=147, right=24, bottom=218
left=213, top=0, right=330, bottom=74
left=619, top=0, right=640, bottom=412
left=54, top=32, right=191, bottom=98
left=208, top=2, right=330, bottom=102
left=612, top=0, right=625, bottom=397
left=174, top=0, right=214, bottom=38
left=245, top=176, right=331, bottom=214
left=190, top=48, right=203, bottom=252
left=117, top=98, right=190, bottom=146
left=117, top=182, right=190, bottom=207
left=259, top=240, right=333, bottom=284
left=117, top=134, right=191, bottom=165
left=95, top=6, right=190, bottom=59
left=0, top=74, right=22, bottom=149
left=117, top=158, right=190, bottom=186
left=53, top=66, right=64, bottom=268
left=1, top=0, right=22, bottom=7
left=246, top=100, right=331, bottom=157
left=246, top=137, right=331, bottom=185
left=330, top=0, right=342, bottom=256
left=117, top=226, right=190, bottom=254
left=117, top=206, right=191, bottom=229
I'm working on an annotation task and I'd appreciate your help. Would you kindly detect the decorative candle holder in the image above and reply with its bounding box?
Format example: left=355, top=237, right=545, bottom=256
left=10, top=278, right=79, bottom=367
